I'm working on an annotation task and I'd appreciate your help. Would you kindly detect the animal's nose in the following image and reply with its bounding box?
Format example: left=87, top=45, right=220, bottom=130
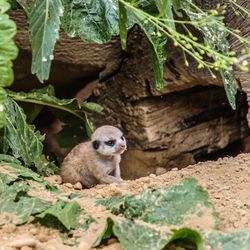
left=120, top=144, right=126, bottom=149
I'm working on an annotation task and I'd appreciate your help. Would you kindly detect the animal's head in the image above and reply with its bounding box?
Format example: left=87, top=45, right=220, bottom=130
left=91, top=125, right=127, bottom=156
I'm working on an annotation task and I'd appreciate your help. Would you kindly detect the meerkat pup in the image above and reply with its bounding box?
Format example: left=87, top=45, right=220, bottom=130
left=61, top=125, right=127, bottom=188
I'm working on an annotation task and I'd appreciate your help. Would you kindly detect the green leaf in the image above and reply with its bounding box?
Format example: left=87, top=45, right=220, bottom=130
left=34, top=200, right=82, bottom=231
left=138, top=22, right=166, bottom=91
left=62, top=0, right=119, bottom=43
left=0, top=175, right=52, bottom=225
left=220, top=69, right=237, bottom=110
left=155, top=0, right=176, bottom=31
left=7, top=85, right=98, bottom=146
left=7, top=0, right=21, bottom=10
left=99, top=178, right=219, bottom=228
left=0, top=163, right=60, bottom=195
left=55, top=118, right=87, bottom=148
left=81, top=102, right=103, bottom=113
left=182, top=2, right=237, bottom=109
left=92, top=217, right=114, bottom=248
left=119, top=1, right=128, bottom=50
left=81, top=214, right=97, bottom=231
left=0, top=87, right=7, bottom=128
left=19, top=102, right=43, bottom=123
left=8, top=85, right=75, bottom=106
left=95, top=218, right=203, bottom=250
left=0, top=153, right=22, bottom=165
left=15, top=0, right=32, bottom=12
left=7, top=85, right=97, bottom=132
left=171, top=0, right=183, bottom=17
left=131, top=12, right=167, bottom=90
left=112, top=219, right=168, bottom=250
left=0, top=0, right=18, bottom=87
left=25, top=0, right=63, bottom=82
left=167, top=227, right=203, bottom=250
left=206, top=230, right=250, bottom=250
left=84, top=114, right=94, bottom=137
left=2, top=98, right=55, bottom=175
left=0, top=0, right=10, bottom=12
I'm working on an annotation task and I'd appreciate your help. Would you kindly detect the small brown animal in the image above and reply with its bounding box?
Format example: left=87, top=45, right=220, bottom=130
left=61, top=125, right=127, bottom=188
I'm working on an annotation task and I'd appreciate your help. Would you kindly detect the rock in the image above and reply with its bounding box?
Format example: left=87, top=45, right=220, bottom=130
left=64, top=183, right=73, bottom=188
left=156, top=167, right=167, bottom=176
left=74, top=182, right=82, bottom=190
left=171, top=168, right=179, bottom=171
left=2, top=224, right=16, bottom=233
left=29, top=228, right=38, bottom=235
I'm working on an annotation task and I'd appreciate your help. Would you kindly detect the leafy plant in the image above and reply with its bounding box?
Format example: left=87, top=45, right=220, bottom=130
left=35, top=200, right=82, bottom=231
left=0, top=85, right=103, bottom=174
left=0, top=97, right=56, bottom=175
left=0, top=0, right=18, bottom=127
left=0, top=0, right=18, bottom=87
left=7, top=85, right=103, bottom=136
left=0, top=164, right=52, bottom=225
left=98, top=178, right=219, bottom=228
left=12, top=0, right=250, bottom=110
left=94, top=178, right=249, bottom=250
left=0, top=163, right=81, bottom=229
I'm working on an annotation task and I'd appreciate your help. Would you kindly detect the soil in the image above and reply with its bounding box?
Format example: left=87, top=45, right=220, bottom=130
left=0, top=153, right=249, bottom=250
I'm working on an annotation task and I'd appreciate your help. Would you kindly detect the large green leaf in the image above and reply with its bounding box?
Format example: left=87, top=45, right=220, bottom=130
left=0, top=160, right=60, bottom=193
left=7, top=85, right=102, bottom=123
left=62, top=0, right=119, bottom=43
left=0, top=0, right=18, bottom=87
left=0, top=87, right=7, bottom=127
left=139, top=22, right=167, bottom=91
left=118, top=1, right=128, bottom=50
left=98, top=178, right=219, bottom=228
left=7, top=85, right=102, bottom=142
left=206, top=230, right=250, bottom=250
left=125, top=1, right=167, bottom=91
left=35, top=200, right=82, bottom=231
left=181, top=1, right=237, bottom=110
left=0, top=172, right=52, bottom=225
left=2, top=98, right=56, bottom=175
left=94, top=218, right=203, bottom=250
left=155, top=0, right=176, bottom=31
left=18, top=0, right=63, bottom=82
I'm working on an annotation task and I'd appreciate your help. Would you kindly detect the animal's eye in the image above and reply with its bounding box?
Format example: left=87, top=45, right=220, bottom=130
left=121, top=136, right=125, bottom=141
left=105, top=139, right=116, bottom=147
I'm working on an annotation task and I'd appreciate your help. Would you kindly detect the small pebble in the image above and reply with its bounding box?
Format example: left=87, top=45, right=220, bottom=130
left=64, top=183, right=73, bottom=188
left=107, top=238, right=118, bottom=245
left=37, top=233, right=47, bottom=242
left=149, top=174, right=156, bottom=178
left=29, top=228, right=38, bottom=235
left=74, top=182, right=82, bottom=190
left=54, top=175, right=62, bottom=184
left=171, top=168, right=178, bottom=171
left=156, top=167, right=167, bottom=176
left=2, top=224, right=16, bottom=233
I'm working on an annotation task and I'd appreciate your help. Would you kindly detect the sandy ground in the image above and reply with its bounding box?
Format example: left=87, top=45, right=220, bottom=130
left=0, top=153, right=249, bottom=250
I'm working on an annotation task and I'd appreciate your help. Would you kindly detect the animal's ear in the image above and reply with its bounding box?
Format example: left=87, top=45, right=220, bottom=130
left=92, top=140, right=100, bottom=150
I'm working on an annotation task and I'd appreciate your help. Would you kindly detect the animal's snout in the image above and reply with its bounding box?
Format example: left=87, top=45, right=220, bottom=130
left=120, top=144, right=126, bottom=149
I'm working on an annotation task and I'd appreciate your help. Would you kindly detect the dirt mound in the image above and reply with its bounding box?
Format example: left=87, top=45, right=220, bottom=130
left=1, top=153, right=249, bottom=250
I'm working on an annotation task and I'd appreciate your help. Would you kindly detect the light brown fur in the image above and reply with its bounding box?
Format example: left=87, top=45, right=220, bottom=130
left=61, top=125, right=126, bottom=188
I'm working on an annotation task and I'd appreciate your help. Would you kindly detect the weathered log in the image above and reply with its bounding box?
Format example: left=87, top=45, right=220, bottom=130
left=92, top=81, right=249, bottom=178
